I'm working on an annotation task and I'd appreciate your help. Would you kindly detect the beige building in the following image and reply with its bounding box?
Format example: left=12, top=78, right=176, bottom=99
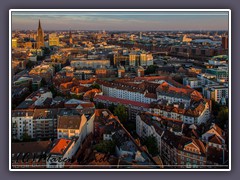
left=49, top=33, right=60, bottom=46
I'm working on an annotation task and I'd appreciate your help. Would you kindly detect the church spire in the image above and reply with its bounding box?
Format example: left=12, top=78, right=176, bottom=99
left=38, top=19, right=41, bottom=29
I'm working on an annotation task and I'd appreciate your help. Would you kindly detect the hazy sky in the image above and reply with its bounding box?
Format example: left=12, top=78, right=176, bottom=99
left=11, top=11, right=229, bottom=31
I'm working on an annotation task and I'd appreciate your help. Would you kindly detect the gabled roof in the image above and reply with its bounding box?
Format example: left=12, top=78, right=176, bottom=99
left=209, top=134, right=223, bottom=145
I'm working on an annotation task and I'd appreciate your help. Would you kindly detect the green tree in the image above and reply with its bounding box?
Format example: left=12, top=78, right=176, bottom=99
left=217, top=107, right=229, bottom=129
left=144, top=65, right=158, bottom=75
left=26, top=60, right=36, bottom=69
left=108, top=103, right=116, bottom=113
left=41, top=78, right=47, bottom=87
left=114, top=104, right=128, bottom=123
left=212, top=100, right=221, bottom=116
left=22, top=133, right=32, bottom=142
left=143, top=135, right=159, bottom=156
left=90, top=83, right=101, bottom=90
left=96, top=102, right=105, bottom=109
left=94, top=140, right=116, bottom=154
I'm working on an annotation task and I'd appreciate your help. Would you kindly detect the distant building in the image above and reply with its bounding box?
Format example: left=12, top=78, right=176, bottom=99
left=136, top=66, right=144, bottom=77
left=202, top=84, right=228, bottom=104
left=222, top=36, right=228, bottom=49
left=117, top=66, right=125, bottom=78
left=49, top=33, right=60, bottom=46
left=69, top=30, right=73, bottom=44
left=12, top=38, right=18, bottom=48
left=71, top=59, right=110, bottom=69
left=183, top=77, right=202, bottom=89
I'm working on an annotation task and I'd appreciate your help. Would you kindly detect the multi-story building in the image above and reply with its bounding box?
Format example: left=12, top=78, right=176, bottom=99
left=49, top=33, right=60, bottom=46
left=197, top=73, right=218, bottom=86
left=33, top=109, right=58, bottom=139
left=70, top=59, right=110, bottom=69
left=57, top=108, right=95, bottom=141
left=12, top=110, right=34, bottom=140
left=156, top=81, right=203, bottom=106
left=161, top=131, right=207, bottom=168
left=206, top=67, right=228, bottom=82
left=222, top=36, right=228, bottom=49
left=97, top=79, right=157, bottom=104
left=12, top=38, right=18, bottom=48
left=136, top=112, right=207, bottom=168
left=183, top=77, right=202, bottom=89
left=202, top=84, right=228, bottom=104
left=57, top=110, right=87, bottom=140
left=150, top=99, right=211, bottom=125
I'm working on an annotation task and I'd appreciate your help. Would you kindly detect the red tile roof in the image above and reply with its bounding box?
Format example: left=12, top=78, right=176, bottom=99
left=50, top=139, right=73, bottom=155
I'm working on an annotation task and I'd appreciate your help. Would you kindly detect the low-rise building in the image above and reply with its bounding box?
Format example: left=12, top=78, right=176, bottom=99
left=46, top=138, right=79, bottom=168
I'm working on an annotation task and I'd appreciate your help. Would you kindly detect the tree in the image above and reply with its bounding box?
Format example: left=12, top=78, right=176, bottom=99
left=94, top=140, right=116, bottom=154
left=90, top=83, right=101, bottom=90
left=96, top=102, right=105, bottom=109
left=144, top=65, right=158, bottom=75
left=217, top=107, right=229, bottom=129
left=114, top=104, right=128, bottom=123
left=22, top=133, right=32, bottom=142
left=143, top=135, right=159, bottom=156
left=212, top=100, right=221, bottom=116
left=41, top=78, right=47, bottom=87
left=26, top=60, right=36, bottom=70
left=108, top=103, right=116, bottom=113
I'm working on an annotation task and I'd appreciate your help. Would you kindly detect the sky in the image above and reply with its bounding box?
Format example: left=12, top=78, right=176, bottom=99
left=11, top=11, right=229, bottom=31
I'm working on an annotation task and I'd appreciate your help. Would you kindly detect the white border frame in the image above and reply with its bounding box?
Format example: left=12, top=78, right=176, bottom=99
left=9, top=9, right=231, bottom=172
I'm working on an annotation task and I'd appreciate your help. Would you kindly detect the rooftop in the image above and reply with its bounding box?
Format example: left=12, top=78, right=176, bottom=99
left=50, top=139, right=74, bottom=155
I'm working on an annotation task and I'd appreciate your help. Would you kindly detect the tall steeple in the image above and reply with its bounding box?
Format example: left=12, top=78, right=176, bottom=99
left=36, top=19, right=44, bottom=49
left=38, top=19, right=41, bottom=29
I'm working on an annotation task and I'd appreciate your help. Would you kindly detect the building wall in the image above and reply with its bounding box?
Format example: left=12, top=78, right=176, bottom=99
left=101, top=85, right=155, bottom=103
left=12, top=115, right=34, bottom=140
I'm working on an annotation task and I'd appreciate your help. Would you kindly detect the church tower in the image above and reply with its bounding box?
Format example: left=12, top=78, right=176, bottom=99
left=36, top=20, right=44, bottom=49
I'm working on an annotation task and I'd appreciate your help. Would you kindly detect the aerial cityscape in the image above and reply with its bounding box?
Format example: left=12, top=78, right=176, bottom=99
left=11, top=11, right=229, bottom=170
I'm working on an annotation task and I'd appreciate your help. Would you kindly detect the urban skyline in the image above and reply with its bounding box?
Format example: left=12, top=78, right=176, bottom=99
left=12, top=11, right=229, bottom=31
left=11, top=10, right=230, bottom=170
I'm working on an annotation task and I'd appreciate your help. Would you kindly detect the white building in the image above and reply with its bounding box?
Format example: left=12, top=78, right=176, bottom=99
left=100, top=83, right=156, bottom=104
left=150, top=101, right=211, bottom=125
left=12, top=110, right=34, bottom=140
left=70, top=59, right=110, bottom=69
left=183, top=77, right=202, bottom=88
left=57, top=114, right=87, bottom=140
left=202, top=84, right=228, bottom=104
left=197, top=73, right=218, bottom=86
